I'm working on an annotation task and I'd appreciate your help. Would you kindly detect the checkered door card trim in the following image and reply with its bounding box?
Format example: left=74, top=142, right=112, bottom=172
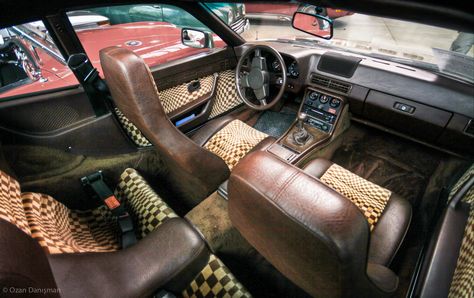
left=209, top=70, right=243, bottom=119
left=115, top=70, right=242, bottom=148
left=160, top=75, right=216, bottom=114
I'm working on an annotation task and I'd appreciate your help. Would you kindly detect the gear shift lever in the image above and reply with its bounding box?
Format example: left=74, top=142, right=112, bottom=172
left=292, top=113, right=311, bottom=146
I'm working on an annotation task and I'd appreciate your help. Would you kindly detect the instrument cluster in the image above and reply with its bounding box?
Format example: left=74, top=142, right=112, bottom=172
left=271, top=58, right=299, bottom=78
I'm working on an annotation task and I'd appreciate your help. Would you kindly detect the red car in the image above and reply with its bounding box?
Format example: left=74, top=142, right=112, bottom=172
left=245, top=3, right=354, bottom=21
left=0, top=19, right=223, bottom=99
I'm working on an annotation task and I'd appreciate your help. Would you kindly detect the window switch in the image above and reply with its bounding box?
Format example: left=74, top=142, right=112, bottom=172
left=394, top=102, right=415, bottom=114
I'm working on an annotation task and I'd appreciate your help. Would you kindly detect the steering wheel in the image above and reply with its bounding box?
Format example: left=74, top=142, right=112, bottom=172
left=235, top=45, right=287, bottom=111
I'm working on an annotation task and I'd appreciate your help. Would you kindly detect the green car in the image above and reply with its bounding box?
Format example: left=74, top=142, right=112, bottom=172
left=89, top=3, right=249, bottom=34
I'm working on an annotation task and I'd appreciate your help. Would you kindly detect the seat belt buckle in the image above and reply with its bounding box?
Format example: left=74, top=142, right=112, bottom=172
left=104, top=195, right=121, bottom=210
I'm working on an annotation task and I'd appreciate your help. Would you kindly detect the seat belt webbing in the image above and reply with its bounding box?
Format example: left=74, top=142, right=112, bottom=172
left=81, top=171, right=137, bottom=249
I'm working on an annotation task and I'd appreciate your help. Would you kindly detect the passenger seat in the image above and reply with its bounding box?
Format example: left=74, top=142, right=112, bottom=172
left=303, top=158, right=412, bottom=267
left=228, top=151, right=411, bottom=297
left=0, top=168, right=251, bottom=297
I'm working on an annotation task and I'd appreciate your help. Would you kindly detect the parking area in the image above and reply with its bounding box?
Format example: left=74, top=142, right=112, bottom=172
left=241, top=13, right=473, bottom=64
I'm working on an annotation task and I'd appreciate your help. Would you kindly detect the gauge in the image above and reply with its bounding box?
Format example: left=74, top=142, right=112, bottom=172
left=271, top=60, right=281, bottom=72
left=287, top=61, right=299, bottom=78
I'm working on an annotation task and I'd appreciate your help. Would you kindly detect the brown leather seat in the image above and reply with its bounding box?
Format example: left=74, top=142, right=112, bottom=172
left=303, top=158, right=412, bottom=267
left=0, top=166, right=252, bottom=297
left=228, top=151, right=412, bottom=297
left=0, top=216, right=210, bottom=297
left=100, top=46, right=274, bottom=209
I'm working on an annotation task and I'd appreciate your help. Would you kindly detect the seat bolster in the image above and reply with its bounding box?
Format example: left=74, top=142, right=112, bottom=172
left=302, top=158, right=333, bottom=178
left=191, top=115, right=236, bottom=147
left=369, top=193, right=412, bottom=266
left=247, top=136, right=276, bottom=153
left=48, top=218, right=210, bottom=298
left=0, top=219, right=59, bottom=296
left=367, top=263, right=399, bottom=293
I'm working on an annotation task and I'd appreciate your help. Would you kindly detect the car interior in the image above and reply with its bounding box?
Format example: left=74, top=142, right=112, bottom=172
left=0, top=0, right=472, bottom=297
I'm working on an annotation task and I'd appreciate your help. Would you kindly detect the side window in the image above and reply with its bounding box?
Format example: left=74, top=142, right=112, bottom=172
left=69, top=4, right=227, bottom=70
left=0, top=21, right=76, bottom=100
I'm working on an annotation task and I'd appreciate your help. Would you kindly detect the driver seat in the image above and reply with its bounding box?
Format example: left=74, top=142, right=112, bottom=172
left=100, top=46, right=275, bottom=209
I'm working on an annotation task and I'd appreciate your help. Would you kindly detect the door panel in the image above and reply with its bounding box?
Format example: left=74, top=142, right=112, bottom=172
left=112, top=48, right=243, bottom=148
left=0, top=87, right=137, bottom=156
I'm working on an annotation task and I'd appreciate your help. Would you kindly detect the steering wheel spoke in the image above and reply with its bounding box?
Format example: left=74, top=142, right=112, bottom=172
left=239, top=73, right=251, bottom=88
left=253, top=85, right=269, bottom=101
left=251, top=56, right=267, bottom=71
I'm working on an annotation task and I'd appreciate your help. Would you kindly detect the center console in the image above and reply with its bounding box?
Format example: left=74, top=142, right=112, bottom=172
left=267, top=87, right=345, bottom=163
left=301, top=88, right=343, bottom=134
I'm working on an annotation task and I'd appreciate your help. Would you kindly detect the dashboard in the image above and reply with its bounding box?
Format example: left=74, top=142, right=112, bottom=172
left=239, top=42, right=474, bottom=156
left=270, top=56, right=299, bottom=78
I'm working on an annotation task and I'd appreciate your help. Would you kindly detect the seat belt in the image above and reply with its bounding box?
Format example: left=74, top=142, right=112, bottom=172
left=81, top=171, right=137, bottom=248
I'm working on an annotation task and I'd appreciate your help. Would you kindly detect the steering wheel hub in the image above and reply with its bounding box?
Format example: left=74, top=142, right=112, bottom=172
left=249, top=68, right=265, bottom=89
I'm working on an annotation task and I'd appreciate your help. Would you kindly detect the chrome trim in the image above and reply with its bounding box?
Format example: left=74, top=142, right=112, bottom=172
left=10, top=26, right=65, bottom=64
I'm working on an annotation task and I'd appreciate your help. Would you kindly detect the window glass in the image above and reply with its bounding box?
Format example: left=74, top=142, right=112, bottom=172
left=206, top=2, right=474, bottom=82
left=69, top=4, right=227, bottom=71
left=0, top=21, right=76, bottom=100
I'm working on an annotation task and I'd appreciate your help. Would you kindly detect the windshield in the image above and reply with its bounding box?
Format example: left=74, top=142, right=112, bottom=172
left=205, top=2, right=474, bottom=82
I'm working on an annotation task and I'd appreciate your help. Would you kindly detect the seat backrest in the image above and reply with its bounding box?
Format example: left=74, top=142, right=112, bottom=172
left=228, top=151, right=396, bottom=297
left=0, top=219, right=60, bottom=297
left=99, top=47, right=229, bottom=208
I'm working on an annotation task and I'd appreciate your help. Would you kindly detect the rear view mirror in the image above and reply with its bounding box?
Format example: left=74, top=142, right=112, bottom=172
left=181, top=28, right=214, bottom=49
left=292, top=12, right=333, bottom=40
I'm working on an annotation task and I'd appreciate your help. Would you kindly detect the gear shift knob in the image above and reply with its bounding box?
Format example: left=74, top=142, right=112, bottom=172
left=297, top=113, right=307, bottom=129
left=293, top=113, right=311, bottom=146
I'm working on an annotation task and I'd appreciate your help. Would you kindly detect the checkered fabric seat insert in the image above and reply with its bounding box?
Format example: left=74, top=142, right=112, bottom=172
left=182, top=254, right=251, bottom=298
left=320, top=163, right=392, bottom=231
left=203, top=120, right=268, bottom=171
left=448, top=164, right=474, bottom=298
left=0, top=167, right=253, bottom=297
left=0, top=168, right=177, bottom=254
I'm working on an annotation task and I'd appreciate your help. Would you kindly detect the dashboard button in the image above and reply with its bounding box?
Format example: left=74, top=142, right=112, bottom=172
left=320, top=95, right=329, bottom=103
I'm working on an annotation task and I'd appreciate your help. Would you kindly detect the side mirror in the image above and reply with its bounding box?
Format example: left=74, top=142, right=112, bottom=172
left=181, top=28, right=214, bottom=49
left=292, top=12, right=333, bottom=40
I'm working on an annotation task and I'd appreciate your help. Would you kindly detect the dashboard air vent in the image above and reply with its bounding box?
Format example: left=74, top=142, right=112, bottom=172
left=310, top=74, right=352, bottom=94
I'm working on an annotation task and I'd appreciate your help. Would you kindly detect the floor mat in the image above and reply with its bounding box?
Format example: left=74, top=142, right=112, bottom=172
left=253, top=108, right=296, bottom=138
left=330, top=124, right=451, bottom=296
left=330, top=125, right=444, bottom=207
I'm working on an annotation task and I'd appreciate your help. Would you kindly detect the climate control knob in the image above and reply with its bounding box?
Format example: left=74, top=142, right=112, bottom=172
left=309, top=91, right=319, bottom=100
left=319, top=95, right=329, bottom=104
left=330, top=98, right=341, bottom=108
